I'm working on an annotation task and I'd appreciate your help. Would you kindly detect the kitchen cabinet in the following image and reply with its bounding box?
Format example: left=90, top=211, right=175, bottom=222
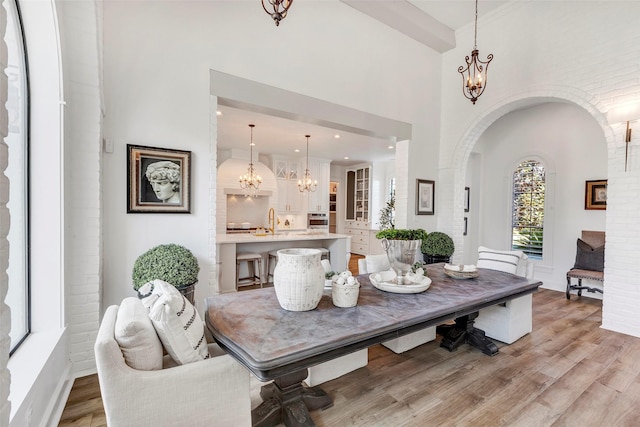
left=277, top=179, right=302, bottom=214
left=345, top=165, right=370, bottom=221
left=273, top=157, right=302, bottom=214
left=344, top=220, right=371, bottom=255
left=307, top=160, right=330, bottom=213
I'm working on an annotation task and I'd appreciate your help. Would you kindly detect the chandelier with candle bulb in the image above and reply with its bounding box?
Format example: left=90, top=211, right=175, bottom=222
left=239, top=124, right=262, bottom=197
left=298, top=134, right=317, bottom=193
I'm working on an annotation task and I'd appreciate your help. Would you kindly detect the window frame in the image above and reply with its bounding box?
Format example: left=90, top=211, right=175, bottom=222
left=510, top=158, right=546, bottom=260
left=6, top=0, right=31, bottom=356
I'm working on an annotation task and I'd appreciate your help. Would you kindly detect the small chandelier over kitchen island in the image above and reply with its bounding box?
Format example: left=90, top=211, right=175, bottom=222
left=458, top=0, right=493, bottom=105
left=298, top=134, right=317, bottom=193
left=239, top=124, right=262, bottom=197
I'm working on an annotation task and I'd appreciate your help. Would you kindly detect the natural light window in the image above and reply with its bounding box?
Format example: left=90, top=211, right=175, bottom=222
left=5, top=0, right=29, bottom=354
left=511, top=160, right=545, bottom=259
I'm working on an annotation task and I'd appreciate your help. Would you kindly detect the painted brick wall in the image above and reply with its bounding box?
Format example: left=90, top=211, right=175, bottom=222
left=58, top=0, right=103, bottom=375
left=0, top=3, right=10, bottom=423
left=438, top=2, right=640, bottom=337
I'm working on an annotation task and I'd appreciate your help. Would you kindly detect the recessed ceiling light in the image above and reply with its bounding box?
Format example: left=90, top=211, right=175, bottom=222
left=334, top=134, right=341, bottom=139
left=388, top=145, right=394, bottom=149
left=294, top=149, right=300, bottom=153
left=216, top=110, right=222, bottom=116
left=344, top=156, right=349, bottom=160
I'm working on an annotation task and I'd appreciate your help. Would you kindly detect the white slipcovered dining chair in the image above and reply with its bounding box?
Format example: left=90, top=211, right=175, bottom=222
left=473, top=246, right=535, bottom=344
left=357, top=253, right=436, bottom=354
left=357, top=253, right=390, bottom=275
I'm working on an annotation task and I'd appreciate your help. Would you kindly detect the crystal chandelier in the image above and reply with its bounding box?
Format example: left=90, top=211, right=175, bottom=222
left=239, top=124, right=262, bottom=197
left=262, top=0, right=294, bottom=27
left=458, top=0, right=494, bottom=105
left=298, top=134, right=317, bottom=193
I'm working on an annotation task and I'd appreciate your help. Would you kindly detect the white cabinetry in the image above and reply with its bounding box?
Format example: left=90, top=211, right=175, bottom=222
left=277, top=180, right=303, bottom=213
left=273, top=157, right=302, bottom=214
left=307, top=160, right=330, bottom=213
left=344, top=220, right=371, bottom=255
left=345, top=165, right=370, bottom=221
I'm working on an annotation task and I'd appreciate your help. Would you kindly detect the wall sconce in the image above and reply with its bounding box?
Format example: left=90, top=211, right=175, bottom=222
left=608, top=103, right=640, bottom=171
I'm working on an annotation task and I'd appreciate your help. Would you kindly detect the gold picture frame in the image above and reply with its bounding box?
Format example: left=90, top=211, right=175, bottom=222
left=585, top=179, right=607, bottom=210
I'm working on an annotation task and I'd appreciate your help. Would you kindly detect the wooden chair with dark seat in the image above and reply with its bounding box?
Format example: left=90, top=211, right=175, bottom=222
left=566, top=230, right=605, bottom=299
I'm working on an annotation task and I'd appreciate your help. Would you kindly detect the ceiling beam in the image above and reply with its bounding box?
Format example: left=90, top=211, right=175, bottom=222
left=340, top=0, right=456, bottom=53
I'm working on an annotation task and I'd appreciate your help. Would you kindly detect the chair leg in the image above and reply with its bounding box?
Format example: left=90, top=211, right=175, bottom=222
left=236, top=261, right=240, bottom=291
left=257, top=258, right=263, bottom=288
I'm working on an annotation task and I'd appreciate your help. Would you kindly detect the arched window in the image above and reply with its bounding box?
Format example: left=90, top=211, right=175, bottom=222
left=4, top=0, right=30, bottom=354
left=511, top=160, right=545, bottom=259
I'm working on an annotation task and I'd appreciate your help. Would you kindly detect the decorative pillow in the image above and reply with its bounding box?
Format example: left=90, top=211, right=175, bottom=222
left=477, top=246, right=523, bottom=275
left=573, top=238, right=604, bottom=272
left=114, top=297, right=163, bottom=370
left=138, top=279, right=209, bottom=365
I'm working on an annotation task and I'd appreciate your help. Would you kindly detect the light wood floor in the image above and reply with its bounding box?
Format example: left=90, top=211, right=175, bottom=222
left=59, top=261, right=640, bottom=426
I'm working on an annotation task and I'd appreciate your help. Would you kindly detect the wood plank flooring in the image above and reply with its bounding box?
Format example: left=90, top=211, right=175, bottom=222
left=59, top=263, right=640, bottom=426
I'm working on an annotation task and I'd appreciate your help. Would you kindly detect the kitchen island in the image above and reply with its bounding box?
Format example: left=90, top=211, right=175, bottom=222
left=216, top=232, right=350, bottom=294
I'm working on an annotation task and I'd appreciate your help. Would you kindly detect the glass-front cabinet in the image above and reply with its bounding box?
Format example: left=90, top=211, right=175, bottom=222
left=346, top=165, right=370, bottom=221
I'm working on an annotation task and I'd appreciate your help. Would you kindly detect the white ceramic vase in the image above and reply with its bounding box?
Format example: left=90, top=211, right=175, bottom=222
left=273, top=248, right=324, bottom=311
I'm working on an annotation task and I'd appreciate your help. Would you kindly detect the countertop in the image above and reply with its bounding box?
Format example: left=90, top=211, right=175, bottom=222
left=216, top=232, right=349, bottom=244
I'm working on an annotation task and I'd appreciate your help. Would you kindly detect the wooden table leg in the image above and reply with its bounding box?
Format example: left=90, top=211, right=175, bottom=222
left=252, top=369, right=333, bottom=427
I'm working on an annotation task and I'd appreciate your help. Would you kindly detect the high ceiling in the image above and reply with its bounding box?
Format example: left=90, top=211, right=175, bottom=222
left=217, top=1, right=510, bottom=167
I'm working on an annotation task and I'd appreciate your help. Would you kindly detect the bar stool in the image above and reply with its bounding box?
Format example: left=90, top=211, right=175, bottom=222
left=267, top=250, right=279, bottom=283
left=236, top=253, right=263, bottom=290
left=319, top=248, right=330, bottom=262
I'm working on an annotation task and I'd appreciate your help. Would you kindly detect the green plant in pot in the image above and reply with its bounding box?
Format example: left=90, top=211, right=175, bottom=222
left=421, top=231, right=454, bottom=264
left=375, top=228, right=427, bottom=284
left=132, top=243, right=200, bottom=303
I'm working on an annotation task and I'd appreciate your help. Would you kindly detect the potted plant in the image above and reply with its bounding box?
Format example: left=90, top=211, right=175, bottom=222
left=421, top=231, right=454, bottom=264
left=375, top=228, right=427, bottom=284
left=132, top=243, right=200, bottom=304
left=377, top=193, right=395, bottom=231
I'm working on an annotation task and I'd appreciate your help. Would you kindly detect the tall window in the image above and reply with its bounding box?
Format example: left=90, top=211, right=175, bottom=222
left=5, top=0, right=30, bottom=354
left=511, top=160, right=545, bottom=259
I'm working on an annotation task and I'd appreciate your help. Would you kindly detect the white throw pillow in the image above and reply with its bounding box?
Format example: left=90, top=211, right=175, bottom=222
left=138, top=279, right=209, bottom=365
left=477, top=246, right=523, bottom=275
left=114, top=297, right=163, bottom=370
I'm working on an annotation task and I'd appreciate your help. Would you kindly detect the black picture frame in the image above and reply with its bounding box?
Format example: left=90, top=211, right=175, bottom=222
left=416, top=179, right=435, bottom=215
left=463, top=217, right=468, bottom=236
left=464, top=187, right=470, bottom=212
left=127, top=144, right=191, bottom=213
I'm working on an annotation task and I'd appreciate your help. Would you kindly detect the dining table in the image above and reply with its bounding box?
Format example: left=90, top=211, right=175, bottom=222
left=205, top=263, right=541, bottom=427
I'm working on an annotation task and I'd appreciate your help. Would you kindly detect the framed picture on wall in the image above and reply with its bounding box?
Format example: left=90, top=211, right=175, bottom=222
left=416, top=179, right=435, bottom=215
left=127, top=144, right=191, bottom=213
left=585, top=179, right=607, bottom=210
left=464, top=187, right=470, bottom=212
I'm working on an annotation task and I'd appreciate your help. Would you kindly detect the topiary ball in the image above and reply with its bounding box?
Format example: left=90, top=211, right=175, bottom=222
left=132, top=243, right=200, bottom=290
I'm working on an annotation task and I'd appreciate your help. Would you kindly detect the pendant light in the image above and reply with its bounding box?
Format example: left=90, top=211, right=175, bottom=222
left=458, top=0, right=494, bottom=105
left=298, top=134, right=317, bottom=193
left=238, top=124, right=262, bottom=197
left=262, top=0, right=294, bottom=26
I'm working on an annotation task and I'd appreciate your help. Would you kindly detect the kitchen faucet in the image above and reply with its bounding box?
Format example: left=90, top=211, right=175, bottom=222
left=268, top=207, right=275, bottom=234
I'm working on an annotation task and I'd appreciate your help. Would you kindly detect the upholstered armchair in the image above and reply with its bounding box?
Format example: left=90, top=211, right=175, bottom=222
left=95, top=298, right=251, bottom=427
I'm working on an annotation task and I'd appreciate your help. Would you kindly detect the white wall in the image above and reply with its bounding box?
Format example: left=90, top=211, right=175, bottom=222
left=439, top=1, right=640, bottom=337
left=102, top=1, right=442, bottom=309
left=473, top=103, right=606, bottom=292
